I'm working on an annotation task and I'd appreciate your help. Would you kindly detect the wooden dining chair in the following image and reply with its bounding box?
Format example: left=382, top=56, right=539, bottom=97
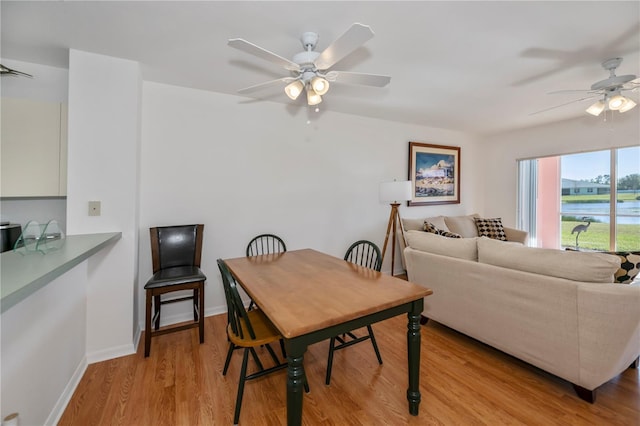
left=245, top=233, right=286, bottom=311
left=144, top=224, right=206, bottom=357
left=325, top=240, right=384, bottom=385
left=246, top=233, right=286, bottom=257
left=217, top=259, right=308, bottom=425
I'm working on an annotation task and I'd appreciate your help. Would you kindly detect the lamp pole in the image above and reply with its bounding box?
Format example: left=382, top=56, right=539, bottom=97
left=379, top=180, right=412, bottom=276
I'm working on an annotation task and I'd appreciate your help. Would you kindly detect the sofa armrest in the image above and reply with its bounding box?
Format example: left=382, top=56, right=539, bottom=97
left=576, top=282, right=640, bottom=390
left=504, top=226, right=528, bottom=245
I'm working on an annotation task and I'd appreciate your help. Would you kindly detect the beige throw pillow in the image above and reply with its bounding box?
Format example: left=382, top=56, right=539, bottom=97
left=474, top=217, right=507, bottom=241
left=406, top=230, right=478, bottom=261
left=477, top=237, right=621, bottom=283
left=444, top=214, right=480, bottom=238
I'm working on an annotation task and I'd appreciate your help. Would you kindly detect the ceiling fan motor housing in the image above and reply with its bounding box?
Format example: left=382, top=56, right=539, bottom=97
left=591, top=57, right=636, bottom=90
left=292, top=50, right=320, bottom=68
left=300, top=32, right=319, bottom=50
left=591, top=75, right=636, bottom=91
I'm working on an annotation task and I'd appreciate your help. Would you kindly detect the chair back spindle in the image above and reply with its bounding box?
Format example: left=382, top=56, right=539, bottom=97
left=246, top=234, right=287, bottom=257
left=344, top=240, right=382, bottom=272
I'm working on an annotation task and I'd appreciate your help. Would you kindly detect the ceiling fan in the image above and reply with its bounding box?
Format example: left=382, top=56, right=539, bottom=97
left=532, top=57, right=639, bottom=116
left=0, top=63, right=33, bottom=78
left=228, top=23, right=391, bottom=106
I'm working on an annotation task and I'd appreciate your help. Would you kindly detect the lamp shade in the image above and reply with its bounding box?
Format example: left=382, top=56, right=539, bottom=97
left=585, top=100, right=605, bottom=116
left=306, top=86, right=322, bottom=105
left=311, top=76, right=330, bottom=95
left=608, top=94, right=627, bottom=110
left=285, top=80, right=304, bottom=100
left=379, top=180, right=412, bottom=203
left=619, top=98, right=637, bottom=113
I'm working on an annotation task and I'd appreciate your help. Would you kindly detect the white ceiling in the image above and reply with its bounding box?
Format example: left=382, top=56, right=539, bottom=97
left=2, top=1, right=639, bottom=136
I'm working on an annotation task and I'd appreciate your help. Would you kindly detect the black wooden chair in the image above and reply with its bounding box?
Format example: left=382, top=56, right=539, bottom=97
left=245, top=233, right=286, bottom=311
left=144, top=224, right=206, bottom=357
left=325, top=240, right=384, bottom=385
left=217, top=259, right=308, bottom=424
left=246, top=233, right=287, bottom=256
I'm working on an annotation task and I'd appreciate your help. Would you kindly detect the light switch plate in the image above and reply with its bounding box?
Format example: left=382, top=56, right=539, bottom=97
left=88, top=201, right=101, bottom=216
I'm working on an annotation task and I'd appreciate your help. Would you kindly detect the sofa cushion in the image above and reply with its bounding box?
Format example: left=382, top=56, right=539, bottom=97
left=474, top=217, right=507, bottom=241
left=406, top=230, right=477, bottom=261
left=403, top=216, right=449, bottom=232
left=477, top=237, right=621, bottom=283
left=608, top=251, right=640, bottom=284
left=444, top=214, right=479, bottom=237
left=423, top=221, right=461, bottom=238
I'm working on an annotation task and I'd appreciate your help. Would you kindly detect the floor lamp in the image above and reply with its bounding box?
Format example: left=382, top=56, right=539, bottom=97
left=379, top=180, right=412, bottom=276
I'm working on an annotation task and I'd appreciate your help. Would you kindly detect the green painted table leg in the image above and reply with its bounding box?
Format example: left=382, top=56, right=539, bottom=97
left=286, top=340, right=307, bottom=426
left=407, top=299, right=423, bottom=415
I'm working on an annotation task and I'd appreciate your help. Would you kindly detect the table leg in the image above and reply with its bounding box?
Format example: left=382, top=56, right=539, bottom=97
left=286, top=339, right=307, bottom=426
left=407, top=301, right=422, bottom=415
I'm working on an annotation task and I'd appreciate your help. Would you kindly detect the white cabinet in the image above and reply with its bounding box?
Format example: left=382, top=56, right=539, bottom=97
left=1, top=98, right=68, bottom=197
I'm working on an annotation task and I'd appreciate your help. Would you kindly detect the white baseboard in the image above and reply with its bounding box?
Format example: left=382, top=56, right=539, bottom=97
left=45, top=356, right=88, bottom=426
left=132, top=323, right=142, bottom=353
left=87, top=342, right=136, bottom=364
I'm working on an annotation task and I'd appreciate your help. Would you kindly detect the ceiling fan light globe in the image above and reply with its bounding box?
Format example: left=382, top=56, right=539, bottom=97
left=585, top=100, right=605, bottom=116
left=307, top=87, right=322, bottom=106
left=311, top=76, right=330, bottom=95
left=284, top=80, right=304, bottom=100
left=608, top=94, right=626, bottom=110
left=619, top=98, right=637, bottom=113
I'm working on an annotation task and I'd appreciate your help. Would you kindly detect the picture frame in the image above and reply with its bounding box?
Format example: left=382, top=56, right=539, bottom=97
left=408, top=142, right=460, bottom=206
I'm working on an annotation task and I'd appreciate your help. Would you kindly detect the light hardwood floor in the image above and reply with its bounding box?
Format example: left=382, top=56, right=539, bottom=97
left=59, top=313, right=639, bottom=425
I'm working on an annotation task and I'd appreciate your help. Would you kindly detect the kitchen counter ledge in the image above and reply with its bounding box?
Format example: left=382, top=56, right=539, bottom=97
left=1, top=232, right=121, bottom=313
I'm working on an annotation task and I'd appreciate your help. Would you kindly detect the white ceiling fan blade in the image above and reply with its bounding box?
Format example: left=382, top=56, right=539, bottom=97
left=228, top=38, right=300, bottom=72
left=0, top=63, right=33, bottom=78
left=547, top=89, right=600, bottom=95
left=325, top=71, right=390, bottom=87
left=529, top=94, right=601, bottom=116
left=314, top=23, right=374, bottom=70
left=237, top=77, right=296, bottom=95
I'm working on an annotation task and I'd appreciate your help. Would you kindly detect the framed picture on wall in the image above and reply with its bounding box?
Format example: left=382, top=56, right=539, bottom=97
left=408, top=142, right=460, bottom=206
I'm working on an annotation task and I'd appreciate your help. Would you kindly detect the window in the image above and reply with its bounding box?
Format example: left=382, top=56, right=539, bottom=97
left=518, top=146, right=639, bottom=251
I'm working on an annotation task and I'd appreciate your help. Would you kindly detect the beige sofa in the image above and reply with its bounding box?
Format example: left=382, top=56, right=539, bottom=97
left=404, top=230, right=640, bottom=402
left=397, top=214, right=528, bottom=270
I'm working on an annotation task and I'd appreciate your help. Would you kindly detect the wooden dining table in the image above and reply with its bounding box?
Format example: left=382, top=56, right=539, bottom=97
left=223, top=248, right=433, bottom=426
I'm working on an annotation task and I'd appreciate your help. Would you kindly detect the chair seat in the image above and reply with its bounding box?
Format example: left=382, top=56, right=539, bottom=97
left=144, top=266, right=206, bottom=289
left=227, top=309, right=282, bottom=347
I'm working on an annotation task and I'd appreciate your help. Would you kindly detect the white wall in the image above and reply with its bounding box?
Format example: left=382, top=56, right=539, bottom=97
left=67, top=50, right=141, bottom=361
left=138, top=82, right=482, bottom=326
left=479, top=112, right=640, bottom=227
left=1, top=263, right=87, bottom=426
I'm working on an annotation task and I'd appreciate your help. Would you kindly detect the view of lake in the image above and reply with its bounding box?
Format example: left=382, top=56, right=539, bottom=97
left=562, top=201, right=640, bottom=224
